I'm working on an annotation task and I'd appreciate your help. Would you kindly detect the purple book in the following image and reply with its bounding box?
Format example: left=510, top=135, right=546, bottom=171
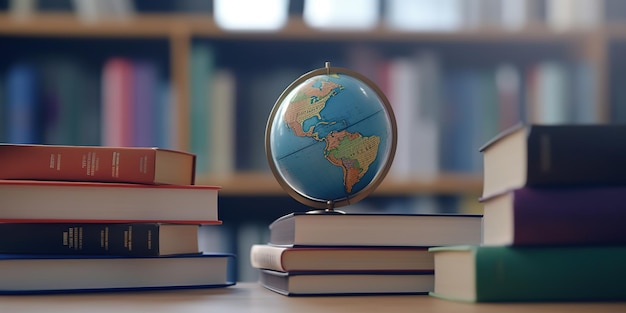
left=133, top=60, right=158, bottom=147
left=481, top=186, right=626, bottom=246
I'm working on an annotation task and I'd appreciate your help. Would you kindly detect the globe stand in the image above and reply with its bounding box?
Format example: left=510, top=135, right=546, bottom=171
left=305, top=200, right=345, bottom=215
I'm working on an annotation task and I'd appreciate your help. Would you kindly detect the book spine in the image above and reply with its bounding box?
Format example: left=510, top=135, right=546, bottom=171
left=511, top=187, right=626, bottom=245
left=475, top=246, right=626, bottom=301
left=102, top=58, right=134, bottom=147
left=189, top=43, right=214, bottom=175
left=526, top=126, right=626, bottom=186
left=0, top=145, right=159, bottom=184
left=0, top=223, right=161, bottom=256
left=6, top=63, right=40, bottom=144
left=133, top=60, right=158, bottom=147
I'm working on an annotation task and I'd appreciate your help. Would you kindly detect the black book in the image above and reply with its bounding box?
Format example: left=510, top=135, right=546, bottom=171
left=0, top=223, right=199, bottom=256
left=480, top=123, right=626, bottom=198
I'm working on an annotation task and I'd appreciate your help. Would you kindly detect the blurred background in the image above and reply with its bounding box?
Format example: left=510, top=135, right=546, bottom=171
left=0, top=0, right=623, bottom=280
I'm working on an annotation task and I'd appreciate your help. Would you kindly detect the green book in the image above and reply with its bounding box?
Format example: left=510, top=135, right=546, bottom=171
left=429, top=245, right=626, bottom=302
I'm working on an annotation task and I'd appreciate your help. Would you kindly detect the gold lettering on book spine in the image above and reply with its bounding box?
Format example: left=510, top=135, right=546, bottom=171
left=139, top=155, right=148, bottom=174
left=111, top=152, right=120, bottom=177
left=147, top=230, right=152, bottom=250
left=63, top=231, right=69, bottom=246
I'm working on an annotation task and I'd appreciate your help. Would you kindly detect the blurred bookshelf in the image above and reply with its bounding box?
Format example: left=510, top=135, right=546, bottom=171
left=2, top=0, right=625, bottom=280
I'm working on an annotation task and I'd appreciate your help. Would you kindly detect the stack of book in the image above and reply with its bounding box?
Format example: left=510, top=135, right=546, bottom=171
left=429, top=124, right=626, bottom=302
left=0, top=143, right=235, bottom=294
left=250, top=212, right=482, bottom=296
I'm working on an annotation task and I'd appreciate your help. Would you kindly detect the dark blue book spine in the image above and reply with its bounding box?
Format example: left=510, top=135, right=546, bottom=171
left=0, top=223, right=160, bottom=256
left=6, top=63, right=40, bottom=144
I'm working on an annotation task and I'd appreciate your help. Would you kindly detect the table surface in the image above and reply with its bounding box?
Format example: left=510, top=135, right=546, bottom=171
left=2, top=282, right=626, bottom=313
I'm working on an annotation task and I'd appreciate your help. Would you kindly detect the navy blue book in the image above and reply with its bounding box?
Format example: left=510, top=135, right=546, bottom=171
left=0, top=223, right=200, bottom=256
left=6, top=63, right=40, bottom=144
left=0, top=253, right=236, bottom=294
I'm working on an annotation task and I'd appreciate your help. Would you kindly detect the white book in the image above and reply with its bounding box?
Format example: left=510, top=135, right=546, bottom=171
left=387, top=53, right=441, bottom=179
left=387, top=57, right=419, bottom=179
left=412, top=52, right=441, bottom=178
left=209, top=69, right=236, bottom=176
left=535, top=61, right=570, bottom=124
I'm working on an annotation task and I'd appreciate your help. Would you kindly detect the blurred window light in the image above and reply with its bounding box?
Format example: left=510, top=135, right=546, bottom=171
left=384, top=0, right=463, bottom=32
left=214, top=0, right=289, bottom=31
left=303, top=0, right=379, bottom=30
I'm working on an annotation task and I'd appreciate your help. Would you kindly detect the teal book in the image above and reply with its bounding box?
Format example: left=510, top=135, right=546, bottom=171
left=429, top=245, right=626, bottom=302
left=189, top=43, right=215, bottom=175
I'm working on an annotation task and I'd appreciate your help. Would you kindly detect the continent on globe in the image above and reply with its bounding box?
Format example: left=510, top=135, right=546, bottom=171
left=324, top=130, right=380, bottom=193
left=283, top=77, right=342, bottom=140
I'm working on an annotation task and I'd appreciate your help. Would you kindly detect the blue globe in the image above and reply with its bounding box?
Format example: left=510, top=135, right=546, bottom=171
left=266, top=65, right=397, bottom=209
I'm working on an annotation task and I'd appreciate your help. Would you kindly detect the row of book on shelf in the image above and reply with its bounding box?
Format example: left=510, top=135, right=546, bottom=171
left=360, top=50, right=598, bottom=177
left=249, top=123, right=626, bottom=301
left=0, top=43, right=598, bottom=178
left=0, top=57, right=174, bottom=149
left=0, top=143, right=235, bottom=294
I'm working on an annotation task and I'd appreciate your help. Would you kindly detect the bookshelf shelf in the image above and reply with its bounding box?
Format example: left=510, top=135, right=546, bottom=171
left=0, top=12, right=601, bottom=43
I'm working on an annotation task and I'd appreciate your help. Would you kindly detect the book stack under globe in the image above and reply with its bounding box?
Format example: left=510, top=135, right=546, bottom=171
left=0, top=143, right=235, bottom=294
left=429, top=124, right=626, bottom=302
left=250, top=211, right=482, bottom=296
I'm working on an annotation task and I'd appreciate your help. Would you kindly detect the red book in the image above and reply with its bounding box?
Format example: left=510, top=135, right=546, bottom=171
left=482, top=186, right=626, bottom=246
left=0, top=180, right=220, bottom=224
left=0, top=143, right=196, bottom=185
left=102, top=58, right=134, bottom=147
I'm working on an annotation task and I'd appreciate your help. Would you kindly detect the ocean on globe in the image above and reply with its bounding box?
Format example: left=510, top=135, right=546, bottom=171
left=267, top=68, right=396, bottom=208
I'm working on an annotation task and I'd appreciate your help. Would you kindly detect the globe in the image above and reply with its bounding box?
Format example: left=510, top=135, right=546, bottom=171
left=265, top=63, right=397, bottom=211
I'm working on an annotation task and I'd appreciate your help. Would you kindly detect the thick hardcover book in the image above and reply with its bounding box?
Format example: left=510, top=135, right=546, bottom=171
left=482, top=186, right=626, bottom=246
left=429, top=245, right=626, bottom=302
left=0, top=253, right=236, bottom=294
left=480, top=123, right=626, bottom=198
left=268, top=213, right=482, bottom=247
left=0, top=144, right=196, bottom=185
left=0, top=223, right=200, bottom=256
left=259, top=269, right=433, bottom=296
left=0, top=180, right=220, bottom=223
left=250, top=245, right=433, bottom=273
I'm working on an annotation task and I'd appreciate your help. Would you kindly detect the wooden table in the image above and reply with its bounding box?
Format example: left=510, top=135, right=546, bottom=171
left=2, top=282, right=625, bottom=312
